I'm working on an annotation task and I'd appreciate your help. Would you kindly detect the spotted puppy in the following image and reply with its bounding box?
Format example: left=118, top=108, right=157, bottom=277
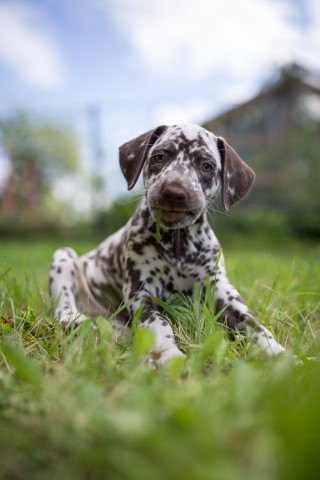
left=49, top=124, right=284, bottom=363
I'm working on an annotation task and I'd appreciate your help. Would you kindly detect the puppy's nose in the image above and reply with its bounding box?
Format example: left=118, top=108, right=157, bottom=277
left=161, top=182, right=187, bottom=204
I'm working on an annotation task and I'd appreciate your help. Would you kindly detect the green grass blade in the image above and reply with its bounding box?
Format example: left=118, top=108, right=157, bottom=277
left=0, top=341, right=44, bottom=389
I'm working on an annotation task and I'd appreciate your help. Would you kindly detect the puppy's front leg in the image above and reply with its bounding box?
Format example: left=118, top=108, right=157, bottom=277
left=49, top=247, right=88, bottom=327
left=214, top=259, right=285, bottom=356
left=132, top=298, right=185, bottom=364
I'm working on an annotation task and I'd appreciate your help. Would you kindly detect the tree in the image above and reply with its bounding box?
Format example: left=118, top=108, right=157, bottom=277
left=0, top=110, right=79, bottom=222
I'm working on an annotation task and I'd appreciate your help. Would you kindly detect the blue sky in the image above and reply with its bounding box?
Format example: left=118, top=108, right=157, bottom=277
left=0, top=0, right=319, bottom=204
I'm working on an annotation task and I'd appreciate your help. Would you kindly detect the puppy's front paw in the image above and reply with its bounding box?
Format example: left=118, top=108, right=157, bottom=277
left=264, top=340, right=285, bottom=356
left=150, top=346, right=186, bottom=366
left=59, top=312, right=88, bottom=329
left=256, top=326, right=285, bottom=356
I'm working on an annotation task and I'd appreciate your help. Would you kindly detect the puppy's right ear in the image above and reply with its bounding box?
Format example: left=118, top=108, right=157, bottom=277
left=119, top=125, right=167, bottom=190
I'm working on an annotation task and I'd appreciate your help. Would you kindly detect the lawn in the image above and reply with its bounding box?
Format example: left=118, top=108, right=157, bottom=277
left=1, top=235, right=320, bottom=480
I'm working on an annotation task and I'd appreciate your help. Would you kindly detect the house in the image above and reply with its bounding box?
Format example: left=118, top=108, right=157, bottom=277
left=202, top=64, right=320, bottom=214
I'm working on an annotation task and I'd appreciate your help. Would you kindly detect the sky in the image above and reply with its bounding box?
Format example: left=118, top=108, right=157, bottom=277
left=0, top=0, right=319, bottom=205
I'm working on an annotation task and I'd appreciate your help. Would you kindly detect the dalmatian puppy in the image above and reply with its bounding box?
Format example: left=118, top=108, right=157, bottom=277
left=49, top=124, right=285, bottom=364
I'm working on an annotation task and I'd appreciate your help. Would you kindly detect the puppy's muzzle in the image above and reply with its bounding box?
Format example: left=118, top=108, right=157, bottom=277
left=148, top=179, right=205, bottom=229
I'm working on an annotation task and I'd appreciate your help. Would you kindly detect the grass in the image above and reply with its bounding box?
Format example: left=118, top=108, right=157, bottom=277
left=1, top=235, right=320, bottom=480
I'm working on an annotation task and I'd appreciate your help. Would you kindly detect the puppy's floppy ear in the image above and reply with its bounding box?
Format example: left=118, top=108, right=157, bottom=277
left=119, top=125, right=167, bottom=190
left=217, top=137, right=255, bottom=211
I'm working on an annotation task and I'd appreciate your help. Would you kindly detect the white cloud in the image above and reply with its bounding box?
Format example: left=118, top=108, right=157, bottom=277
left=98, top=0, right=308, bottom=80
left=151, top=98, right=214, bottom=126
left=0, top=2, right=66, bottom=89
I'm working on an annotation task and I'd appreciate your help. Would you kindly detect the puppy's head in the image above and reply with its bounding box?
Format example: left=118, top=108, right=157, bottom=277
left=120, top=124, right=255, bottom=229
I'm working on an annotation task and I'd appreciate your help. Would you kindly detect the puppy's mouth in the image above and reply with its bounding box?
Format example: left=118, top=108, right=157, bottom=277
left=150, top=206, right=202, bottom=228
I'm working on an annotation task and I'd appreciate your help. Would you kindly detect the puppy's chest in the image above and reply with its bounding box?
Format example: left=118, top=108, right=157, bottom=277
left=130, top=229, right=218, bottom=294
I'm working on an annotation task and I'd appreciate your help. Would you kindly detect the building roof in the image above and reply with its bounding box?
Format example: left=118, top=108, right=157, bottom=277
left=203, top=64, right=320, bottom=128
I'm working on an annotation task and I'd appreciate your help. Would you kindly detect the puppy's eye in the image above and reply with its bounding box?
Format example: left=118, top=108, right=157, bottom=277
left=153, top=153, right=166, bottom=163
left=202, top=162, right=213, bottom=172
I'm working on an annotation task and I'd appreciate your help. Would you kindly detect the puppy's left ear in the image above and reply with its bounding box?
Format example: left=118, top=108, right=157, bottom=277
left=119, top=125, right=167, bottom=190
left=217, top=137, right=255, bottom=211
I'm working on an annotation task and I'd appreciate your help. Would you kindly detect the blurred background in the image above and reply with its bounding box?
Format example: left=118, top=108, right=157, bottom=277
left=0, top=0, right=319, bottom=242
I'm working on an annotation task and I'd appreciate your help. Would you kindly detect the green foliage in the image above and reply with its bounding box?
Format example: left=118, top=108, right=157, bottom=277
left=0, top=341, right=44, bottom=389
left=0, top=238, right=320, bottom=480
left=0, top=109, right=79, bottom=177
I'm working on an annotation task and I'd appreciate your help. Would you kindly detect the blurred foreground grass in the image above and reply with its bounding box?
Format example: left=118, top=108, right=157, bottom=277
left=1, top=236, right=320, bottom=480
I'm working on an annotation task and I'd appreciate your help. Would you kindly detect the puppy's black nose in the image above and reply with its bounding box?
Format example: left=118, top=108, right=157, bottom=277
left=161, top=182, right=188, bottom=204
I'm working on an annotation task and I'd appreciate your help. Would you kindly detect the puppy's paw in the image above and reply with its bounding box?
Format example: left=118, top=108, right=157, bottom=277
left=59, top=312, right=88, bottom=329
left=256, top=332, right=285, bottom=356
left=150, top=346, right=186, bottom=366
